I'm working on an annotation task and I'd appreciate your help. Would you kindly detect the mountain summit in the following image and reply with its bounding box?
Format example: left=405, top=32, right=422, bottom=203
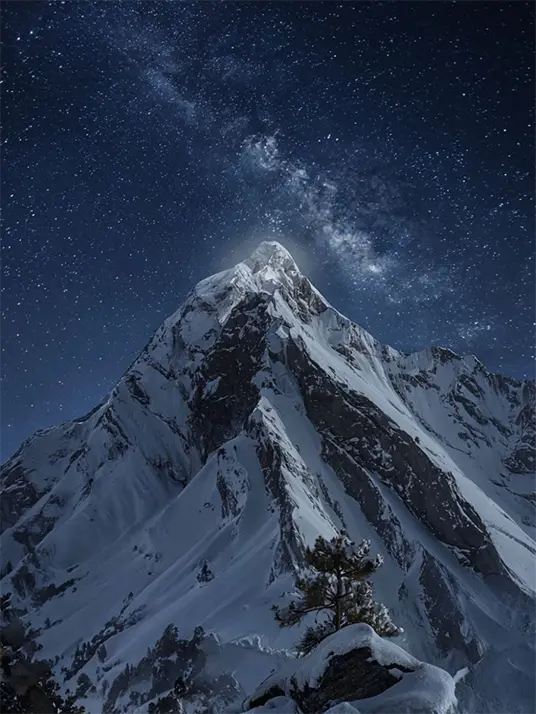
left=243, top=240, right=300, bottom=273
left=1, top=242, right=535, bottom=713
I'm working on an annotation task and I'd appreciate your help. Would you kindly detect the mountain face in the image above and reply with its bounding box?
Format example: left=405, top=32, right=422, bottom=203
left=1, top=241, right=535, bottom=713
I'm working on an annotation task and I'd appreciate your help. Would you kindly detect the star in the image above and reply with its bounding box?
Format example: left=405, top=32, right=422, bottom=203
left=1, top=0, right=533, bottom=459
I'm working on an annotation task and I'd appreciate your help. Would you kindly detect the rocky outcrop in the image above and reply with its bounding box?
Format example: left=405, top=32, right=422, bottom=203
left=247, top=625, right=456, bottom=714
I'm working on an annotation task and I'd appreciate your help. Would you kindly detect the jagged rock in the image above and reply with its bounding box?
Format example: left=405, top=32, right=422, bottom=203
left=504, top=383, right=536, bottom=474
left=102, top=625, right=241, bottom=714
left=418, top=552, right=483, bottom=665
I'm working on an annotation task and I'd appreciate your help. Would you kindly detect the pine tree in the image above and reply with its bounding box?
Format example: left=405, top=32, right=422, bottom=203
left=272, top=533, right=401, bottom=655
left=0, top=592, right=86, bottom=713
left=196, top=560, right=214, bottom=584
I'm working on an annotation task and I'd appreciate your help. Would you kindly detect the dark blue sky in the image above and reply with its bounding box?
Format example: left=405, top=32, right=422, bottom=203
left=1, top=1, right=534, bottom=460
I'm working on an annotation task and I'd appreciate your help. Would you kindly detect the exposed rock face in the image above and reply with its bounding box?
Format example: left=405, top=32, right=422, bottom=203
left=290, top=646, right=408, bottom=712
left=101, top=625, right=241, bottom=714
left=418, top=552, right=483, bottom=665
left=188, top=292, right=271, bottom=461
left=249, top=644, right=403, bottom=713
left=1, top=242, right=534, bottom=714
left=504, top=383, right=536, bottom=474
left=286, top=337, right=506, bottom=579
left=0, top=464, right=43, bottom=535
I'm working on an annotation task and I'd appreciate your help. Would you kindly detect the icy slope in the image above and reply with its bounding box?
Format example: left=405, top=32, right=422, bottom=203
left=1, top=241, right=534, bottom=713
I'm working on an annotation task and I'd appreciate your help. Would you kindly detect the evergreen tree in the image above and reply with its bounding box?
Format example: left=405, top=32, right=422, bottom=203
left=272, top=534, right=401, bottom=655
left=196, top=560, right=214, bottom=584
left=0, top=592, right=86, bottom=713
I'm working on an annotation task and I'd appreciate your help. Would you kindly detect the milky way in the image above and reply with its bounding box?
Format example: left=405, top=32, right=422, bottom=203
left=1, top=1, right=534, bottom=458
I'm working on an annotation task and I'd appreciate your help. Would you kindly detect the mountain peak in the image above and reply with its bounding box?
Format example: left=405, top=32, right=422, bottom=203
left=1, top=237, right=534, bottom=714
left=186, top=241, right=304, bottom=313
left=243, top=241, right=300, bottom=276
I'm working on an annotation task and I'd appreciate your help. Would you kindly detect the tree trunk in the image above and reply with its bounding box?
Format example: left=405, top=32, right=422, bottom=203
left=334, top=571, right=342, bottom=630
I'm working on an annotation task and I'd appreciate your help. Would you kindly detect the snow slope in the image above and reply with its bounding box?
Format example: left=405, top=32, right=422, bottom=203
left=1, top=241, right=534, bottom=713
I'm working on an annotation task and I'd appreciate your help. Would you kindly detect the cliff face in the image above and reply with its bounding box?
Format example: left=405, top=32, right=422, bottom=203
left=1, top=242, right=534, bottom=713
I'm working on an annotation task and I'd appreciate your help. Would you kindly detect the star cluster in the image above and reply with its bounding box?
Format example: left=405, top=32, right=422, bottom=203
left=1, top=1, right=534, bottom=459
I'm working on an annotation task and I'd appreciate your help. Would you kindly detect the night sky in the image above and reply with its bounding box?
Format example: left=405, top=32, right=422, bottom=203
left=2, top=1, right=534, bottom=460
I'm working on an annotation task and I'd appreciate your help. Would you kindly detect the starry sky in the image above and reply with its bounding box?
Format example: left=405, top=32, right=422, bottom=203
left=1, top=1, right=534, bottom=460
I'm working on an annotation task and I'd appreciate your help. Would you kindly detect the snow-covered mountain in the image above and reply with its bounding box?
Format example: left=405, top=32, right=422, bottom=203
left=1, top=242, right=535, bottom=713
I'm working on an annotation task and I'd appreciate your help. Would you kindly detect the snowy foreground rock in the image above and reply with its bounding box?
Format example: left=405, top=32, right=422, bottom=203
left=1, top=241, right=535, bottom=713
left=242, top=624, right=456, bottom=714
